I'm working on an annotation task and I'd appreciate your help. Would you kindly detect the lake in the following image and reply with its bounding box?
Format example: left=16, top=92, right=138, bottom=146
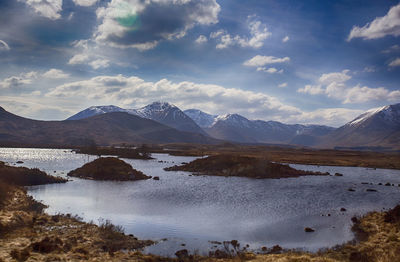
left=1, top=148, right=400, bottom=256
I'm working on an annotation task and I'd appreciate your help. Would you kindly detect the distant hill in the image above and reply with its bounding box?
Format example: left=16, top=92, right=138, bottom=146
left=0, top=107, right=217, bottom=147
left=67, top=102, right=207, bottom=136
left=184, top=110, right=335, bottom=146
left=67, top=105, right=127, bottom=120
left=319, top=103, right=400, bottom=150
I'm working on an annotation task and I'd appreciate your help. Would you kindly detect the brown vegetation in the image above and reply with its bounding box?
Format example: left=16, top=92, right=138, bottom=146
left=0, top=161, right=67, bottom=187
left=75, top=145, right=153, bottom=160
left=0, top=185, right=156, bottom=261
left=165, top=154, right=329, bottom=179
left=153, top=143, right=400, bottom=170
left=68, top=157, right=151, bottom=181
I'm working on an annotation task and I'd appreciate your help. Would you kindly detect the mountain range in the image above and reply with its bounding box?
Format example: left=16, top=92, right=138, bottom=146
left=0, top=106, right=217, bottom=147
left=1, top=101, right=399, bottom=150
left=67, top=102, right=207, bottom=136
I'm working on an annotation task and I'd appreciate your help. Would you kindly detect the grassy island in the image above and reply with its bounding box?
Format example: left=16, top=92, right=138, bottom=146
left=67, top=157, right=150, bottom=181
left=0, top=161, right=67, bottom=186
left=164, top=154, right=329, bottom=179
left=75, top=146, right=153, bottom=160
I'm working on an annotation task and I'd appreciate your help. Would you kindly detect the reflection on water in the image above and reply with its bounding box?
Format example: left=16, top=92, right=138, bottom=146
left=1, top=148, right=400, bottom=256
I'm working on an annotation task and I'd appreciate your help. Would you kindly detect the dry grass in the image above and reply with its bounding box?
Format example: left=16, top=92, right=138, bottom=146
left=0, top=161, right=67, bottom=186
left=68, top=157, right=150, bottom=181
left=165, top=154, right=329, bottom=179
left=153, top=143, right=400, bottom=170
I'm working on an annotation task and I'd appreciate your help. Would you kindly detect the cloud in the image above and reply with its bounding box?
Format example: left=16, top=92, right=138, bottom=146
left=94, top=0, right=220, bottom=50
left=282, top=36, right=289, bottom=43
left=0, top=40, right=10, bottom=51
left=348, top=3, right=400, bottom=41
left=67, top=40, right=112, bottom=69
left=46, top=74, right=302, bottom=120
left=298, top=84, right=324, bottom=95
left=72, top=0, right=98, bottom=7
left=298, top=69, right=400, bottom=103
left=44, top=74, right=367, bottom=126
left=389, top=57, right=400, bottom=67
left=212, top=17, right=271, bottom=49
left=363, top=66, right=376, bottom=73
left=68, top=54, right=90, bottom=65
left=256, top=67, right=283, bottom=74
left=195, top=35, right=207, bottom=44
left=0, top=72, right=37, bottom=89
left=42, top=69, right=70, bottom=79
left=278, top=82, right=287, bottom=88
left=382, top=44, right=400, bottom=54
left=0, top=96, right=74, bottom=120
left=287, top=108, right=364, bottom=127
left=19, top=0, right=63, bottom=20
left=243, top=55, right=290, bottom=67
left=89, top=59, right=110, bottom=69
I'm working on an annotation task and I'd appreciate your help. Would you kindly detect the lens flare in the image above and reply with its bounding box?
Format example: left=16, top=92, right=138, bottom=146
left=114, top=2, right=141, bottom=30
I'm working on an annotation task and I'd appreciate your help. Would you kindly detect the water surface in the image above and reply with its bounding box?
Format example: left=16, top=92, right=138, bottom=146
left=1, top=148, right=400, bottom=256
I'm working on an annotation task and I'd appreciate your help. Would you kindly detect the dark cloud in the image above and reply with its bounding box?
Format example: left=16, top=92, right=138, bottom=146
left=95, top=0, right=220, bottom=49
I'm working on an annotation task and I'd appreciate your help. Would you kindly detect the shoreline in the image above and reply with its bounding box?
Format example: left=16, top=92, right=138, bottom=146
left=2, top=185, right=400, bottom=261
left=1, top=149, right=400, bottom=261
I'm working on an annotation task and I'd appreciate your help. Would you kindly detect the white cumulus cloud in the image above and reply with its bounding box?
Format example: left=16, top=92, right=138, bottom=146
left=348, top=3, right=400, bottom=41
left=195, top=35, right=207, bottom=44
left=212, top=17, right=271, bottom=49
left=298, top=69, right=400, bottom=104
left=243, top=55, right=290, bottom=67
left=46, top=74, right=301, bottom=121
left=42, top=69, right=70, bottom=79
left=72, top=0, right=98, bottom=6
left=389, top=57, right=400, bottom=67
left=19, top=0, right=63, bottom=20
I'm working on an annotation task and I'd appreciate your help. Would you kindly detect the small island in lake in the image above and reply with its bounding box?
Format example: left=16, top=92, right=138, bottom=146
left=68, top=157, right=150, bottom=181
left=0, top=161, right=67, bottom=186
left=165, top=154, right=329, bottom=179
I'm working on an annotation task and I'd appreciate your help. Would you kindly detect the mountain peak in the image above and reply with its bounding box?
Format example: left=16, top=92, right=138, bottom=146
left=146, top=101, right=176, bottom=110
left=67, top=105, right=126, bottom=120
left=215, top=114, right=252, bottom=128
left=347, top=103, right=400, bottom=127
left=183, top=109, right=217, bottom=128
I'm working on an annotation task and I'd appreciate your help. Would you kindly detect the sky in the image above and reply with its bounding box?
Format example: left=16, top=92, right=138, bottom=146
left=0, top=0, right=399, bottom=127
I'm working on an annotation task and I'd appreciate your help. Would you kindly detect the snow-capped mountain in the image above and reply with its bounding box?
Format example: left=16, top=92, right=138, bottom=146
left=67, top=102, right=207, bottom=136
left=184, top=109, right=335, bottom=146
left=130, top=102, right=208, bottom=136
left=67, top=105, right=127, bottom=120
left=346, top=104, right=400, bottom=128
left=183, top=109, right=217, bottom=128
left=321, top=103, right=400, bottom=149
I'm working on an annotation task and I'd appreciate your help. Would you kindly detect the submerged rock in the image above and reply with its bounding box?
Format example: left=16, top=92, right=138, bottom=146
left=304, top=227, right=315, bottom=232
